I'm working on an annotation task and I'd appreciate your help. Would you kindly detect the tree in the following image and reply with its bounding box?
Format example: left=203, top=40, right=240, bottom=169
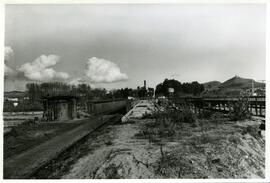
left=155, top=79, right=204, bottom=97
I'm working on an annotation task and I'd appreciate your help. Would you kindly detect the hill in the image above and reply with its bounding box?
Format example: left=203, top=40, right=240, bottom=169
left=220, top=76, right=264, bottom=89
left=4, top=91, right=26, bottom=98
left=203, top=76, right=265, bottom=96
left=203, top=81, right=221, bottom=90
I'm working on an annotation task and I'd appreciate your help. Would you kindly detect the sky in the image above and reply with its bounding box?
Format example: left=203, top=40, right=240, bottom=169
left=4, top=4, right=266, bottom=91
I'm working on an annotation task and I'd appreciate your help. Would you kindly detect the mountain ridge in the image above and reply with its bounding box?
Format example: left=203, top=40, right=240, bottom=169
left=203, top=76, right=265, bottom=96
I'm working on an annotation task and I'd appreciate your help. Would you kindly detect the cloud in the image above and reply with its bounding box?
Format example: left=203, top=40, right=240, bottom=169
left=4, top=64, right=16, bottom=78
left=5, top=52, right=127, bottom=85
left=18, top=55, right=69, bottom=81
left=4, top=46, right=16, bottom=77
left=85, top=57, right=128, bottom=83
left=5, top=46, right=14, bottom=61
left=68, top=77, right=86, bottom=85
left=5, top=65, right=15, bottom=76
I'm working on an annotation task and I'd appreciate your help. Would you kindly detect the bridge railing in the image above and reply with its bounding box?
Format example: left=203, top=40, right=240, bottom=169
left=169, top=96, right=265, bottom=117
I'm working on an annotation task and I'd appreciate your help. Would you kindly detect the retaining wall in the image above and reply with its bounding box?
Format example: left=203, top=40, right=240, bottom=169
left=87, top=100, right=127, bottom=115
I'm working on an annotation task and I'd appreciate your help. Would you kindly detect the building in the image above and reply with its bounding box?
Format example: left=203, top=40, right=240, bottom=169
left=42, top=95, right=78, bottom=121
left=5, top=97, right=19, bottom=107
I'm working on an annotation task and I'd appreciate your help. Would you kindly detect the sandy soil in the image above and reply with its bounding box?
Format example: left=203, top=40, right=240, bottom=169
left=59, top=116, right=264, bottom=179
left=62, top=120, right=157, bottom=178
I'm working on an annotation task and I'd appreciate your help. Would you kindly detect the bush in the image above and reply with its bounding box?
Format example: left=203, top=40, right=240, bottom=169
left=141, top=107, right=197, bottom=141
left=34, top=117, right=39, bottom=122
left=144, top=106, right=196, bottom=124
left=179, top=108, right=197, bottom=123
left=157, top=147, right=195, bottom=177
left=156, top=114, right=177, bottom=136
left=229, top=97, right=252, bottom=121
left=228, top=134, right=243, bottom=145
left=198, top=110, right=213, bottom=119
left=242, top=125, right=259, bottom=138
left=143, top=109, right=177, bottom=138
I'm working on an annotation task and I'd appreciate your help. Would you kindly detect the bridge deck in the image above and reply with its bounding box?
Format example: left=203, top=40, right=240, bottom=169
left=171, top=96, right=265, bottom=117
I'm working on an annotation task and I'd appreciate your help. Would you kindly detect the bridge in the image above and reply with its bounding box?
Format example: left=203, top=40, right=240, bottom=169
left=4, top=96, right=265, bottom=178
left=170, top=96, right=265, bottom=117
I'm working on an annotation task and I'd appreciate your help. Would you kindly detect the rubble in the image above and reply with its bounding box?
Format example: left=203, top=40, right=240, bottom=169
left=121, top=100, right=156, bottom=122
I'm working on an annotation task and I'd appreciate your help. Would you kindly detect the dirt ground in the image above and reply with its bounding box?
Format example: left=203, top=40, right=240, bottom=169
left=32, top=114, right=265, bottom=179
left=4, top=121, right=85, bottom=159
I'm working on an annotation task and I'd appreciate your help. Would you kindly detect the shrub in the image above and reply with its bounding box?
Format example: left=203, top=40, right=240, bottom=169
left=34, top=117, right=39, bottom=122
left=195, top=132, right=223, bottom=145
left=198, top=110, right=213, bottom=119
left=140, top=106, right=197, bottom=141
left=210, top=112, right=226, bottom=120
left=147, top=106, right=196, bottom=124
left=228, top=134, right=243, bottom=145
left=229, top=97, right=252, bottom=121
left=178, top=107, right=197, bottom=124
left=156, top=147, right=195, bottom=177
left=242, top=125, right=259, bottom=138
left=156, top=115, right=177, bottom=136
left=23, top=118, right=36, bottom=126
left=142, top=112, right=156, bottom=119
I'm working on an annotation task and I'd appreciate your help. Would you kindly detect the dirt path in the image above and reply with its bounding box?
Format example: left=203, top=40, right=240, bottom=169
left=62, top=120, right=159, bottom=179
left=4, top=116, right=116, bottom=179
left=59, top=118, right=265, bottom=179
left=26, top=114, right=265, bottom=179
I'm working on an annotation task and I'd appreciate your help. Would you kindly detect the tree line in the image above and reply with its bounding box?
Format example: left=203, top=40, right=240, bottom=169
left=25, top=82, right=154, bottom=101
left=155, top=79, right=204, bottom=97
left=4, top=79, right=204, bottom=112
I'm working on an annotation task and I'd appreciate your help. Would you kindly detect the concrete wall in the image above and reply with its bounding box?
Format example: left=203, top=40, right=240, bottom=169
left=87, top=100, right=126, bottom=115
left=126, top=99, right=140, bottom=112
left=43, top=99, right=77, bottom=121
left=58, top=102, right=69, bottom=121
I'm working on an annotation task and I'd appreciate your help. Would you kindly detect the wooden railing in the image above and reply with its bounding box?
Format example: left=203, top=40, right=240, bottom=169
left=169, top=96, right=265, bottom=117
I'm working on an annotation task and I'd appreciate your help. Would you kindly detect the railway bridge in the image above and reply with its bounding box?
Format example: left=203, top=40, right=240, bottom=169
left=170, top=96, right=265, bottom=117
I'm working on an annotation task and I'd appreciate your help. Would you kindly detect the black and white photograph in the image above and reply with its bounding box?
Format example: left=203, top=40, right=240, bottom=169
left=1, top=1, right=268, bottom=181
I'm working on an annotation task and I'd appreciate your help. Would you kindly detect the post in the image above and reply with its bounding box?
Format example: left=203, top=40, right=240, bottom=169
left=71, top=98, right=77, bottom=119
left=201, top=100, right=204, bottom=114
left=255, top=97, right=258, bottom=116
left=259, top=102, right=262, bottom=116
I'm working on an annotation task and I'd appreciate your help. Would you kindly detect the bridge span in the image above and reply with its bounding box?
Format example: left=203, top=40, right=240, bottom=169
left=170, top=96, right=265, bottom=117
